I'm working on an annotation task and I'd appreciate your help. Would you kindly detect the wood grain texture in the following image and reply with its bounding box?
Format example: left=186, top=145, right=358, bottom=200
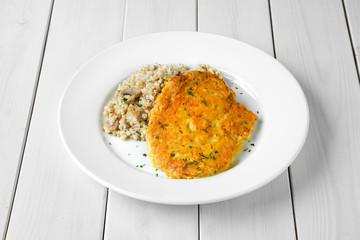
left=270, top=0, right=360, bottom=239
left=198, top=0, right=296, bottom=239
left=344, top=0, right=360, bottom=75
left=5, top=0, right=126, bottom=239
left=105, top=192, right=198, bottom=240
left=104, top=0, right=198, bottom=239
left=0, top=0, right=53, bottom=237
left=123, top=0, right=197, bottom=40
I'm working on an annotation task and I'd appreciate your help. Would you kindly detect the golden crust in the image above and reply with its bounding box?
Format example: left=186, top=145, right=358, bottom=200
left=146, top=71, right=257, bottom=178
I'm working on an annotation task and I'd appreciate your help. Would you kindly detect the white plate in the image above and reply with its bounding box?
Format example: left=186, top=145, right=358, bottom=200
left=58, top=32, right=309, bottom=205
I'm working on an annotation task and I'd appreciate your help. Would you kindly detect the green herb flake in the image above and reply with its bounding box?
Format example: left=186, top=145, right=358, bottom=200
left=155, top=136, right=159, bottom=139
left=199, top=152, right=215, bottom=160
left=122, top=98, right=128, bottom=102
left=243, top=148, right=248, bottom=152
left=171, top=153, right=175, bottom=157
left=200, top=128, right=208, bottom=133
left=136, top=131, right=141, bottom=135
left=123, top=93, right=131, bottom=96
left=257, top=111, right=259, bottom=114
left=160, top=125, right=164, bottom=130
left=235, top=87, right=238, bottom=89
left=187, top=90, right=195, bottom=97
left=156, top=173, right=159, bottom=177
left=197, top=167, right=201, bottom=171
left=228, top=93, right=233, bottom=100
left=109, top=142, right=112, bottom=145
left=248, top=149, right=251, bottom=152
left=201, top=99, right=207, bottom=106
left=251, top=143, right=255, bottom=146
left=143, top=153, right=147, bottom=157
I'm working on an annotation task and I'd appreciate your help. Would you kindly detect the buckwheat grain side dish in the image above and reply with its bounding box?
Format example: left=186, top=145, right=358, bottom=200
left=102, top=64, right=223, bottom=140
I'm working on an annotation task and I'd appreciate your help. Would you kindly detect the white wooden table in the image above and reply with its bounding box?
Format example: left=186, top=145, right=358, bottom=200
left=1, top=0, right=360, bottom=239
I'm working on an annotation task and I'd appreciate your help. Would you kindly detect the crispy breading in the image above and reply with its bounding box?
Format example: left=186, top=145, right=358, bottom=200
left=147, top=71, right=257, bottom=178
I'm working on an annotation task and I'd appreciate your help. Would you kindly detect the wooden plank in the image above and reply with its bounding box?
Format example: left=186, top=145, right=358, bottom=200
left=0, top=0, right=53, bottom=237
left=4, top=0, right=126, bottom=239
left=123, top=0, right=197, bottom=40
left=105, top=192, right=198, bottom=240
left=270, top=0, right=360, bottom=238
left=344, top=0, right=360, bottom=75
left=198, top=0, right=296, bottom=239
left=104, top=0, right=198, bottom=239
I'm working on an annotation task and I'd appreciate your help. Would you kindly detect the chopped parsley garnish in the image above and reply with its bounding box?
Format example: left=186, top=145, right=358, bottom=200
left=214, top=150, right=218, bottom=154
left=160, top=125, right=164, bottom=129
left=122, top=98, right=128, bottom=102
left=200, top=128, right=208, bottom=133
left=171, top=153, right=175, bottom=157
left=109, top=142, right=111, bottom=145
left=122, top=93, right=131, bottom=96
left=156, top=173, right=159, bottom=177
left=243, top=148, right=248, bottom=152
left=197, top=167, right=201, bottom=171
left=228, top=93, right=233, bottom=100
left=189, top=146, right=192, bottom=148
left=155, top=136, right=159, bottom=139
left=248, top=149, right=251, bottom=152
left=235, top=87, right=238, bottom=89
left=187, top=90, right=195, bottom=96
left=257, top=111, right=259, bottom=114
left=199, top=152, right=215, bottom=160
left=251, top=143, right=255, bottom=146
left=201, top=99, right=207, bottom=106
left=136, top=103, right=143, bottom=107
left=205, top=119, right=211, bottom=127
left=143, top=153, right=147, bottom=157
left=136, top=164, right=146, bottom=168
left=136, top=131, right=141, bottom=135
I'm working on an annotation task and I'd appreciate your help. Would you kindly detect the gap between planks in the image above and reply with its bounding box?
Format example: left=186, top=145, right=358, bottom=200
left=268, top=0, right=298, bottom=239
left=101, top=1, right=128, bottom=239
left=2, top=0, right=56, bottom=239
left=341, top=0, right=360, bottom=83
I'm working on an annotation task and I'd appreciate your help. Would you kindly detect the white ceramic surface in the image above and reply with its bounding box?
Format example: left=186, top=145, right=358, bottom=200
left=58, top=32, right=309, bottom=205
